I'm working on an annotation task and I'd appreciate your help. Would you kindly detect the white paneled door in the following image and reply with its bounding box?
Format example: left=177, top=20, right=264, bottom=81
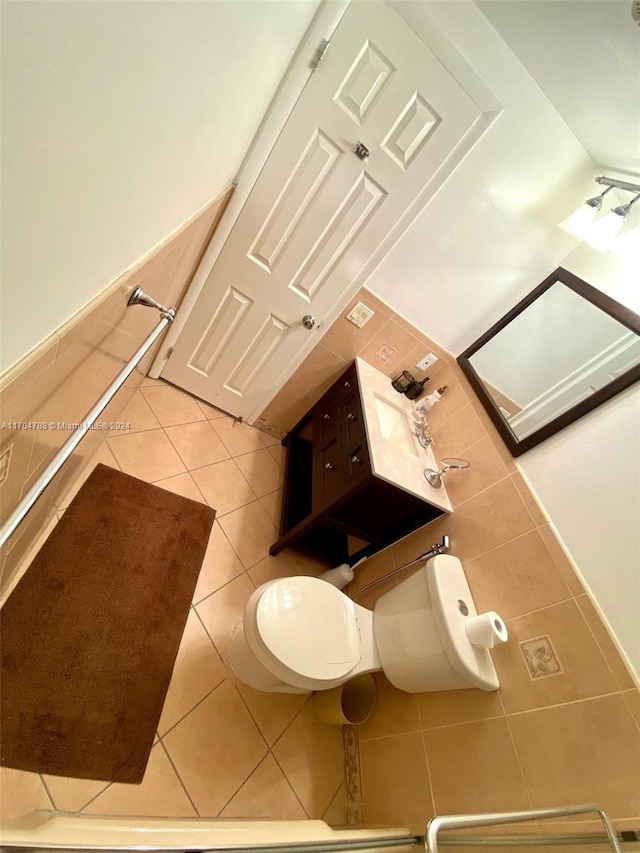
left=162, top=1, right=480, bottom=419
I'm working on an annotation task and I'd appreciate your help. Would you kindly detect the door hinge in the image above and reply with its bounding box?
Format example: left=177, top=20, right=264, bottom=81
left=166, top=346, right=175, bottom=360
left=311, top=38, right=330, bottom=71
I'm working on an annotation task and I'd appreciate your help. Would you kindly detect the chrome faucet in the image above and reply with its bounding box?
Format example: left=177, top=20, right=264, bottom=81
left=414, top=417, right=436, bottom=448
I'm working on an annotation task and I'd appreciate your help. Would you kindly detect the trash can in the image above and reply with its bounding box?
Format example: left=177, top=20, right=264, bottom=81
left=312, top=674, right=377, bottom=725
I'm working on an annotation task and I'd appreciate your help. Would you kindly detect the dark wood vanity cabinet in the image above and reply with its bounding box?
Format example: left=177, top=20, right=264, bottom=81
left=270, top=362, right=443, bottom=565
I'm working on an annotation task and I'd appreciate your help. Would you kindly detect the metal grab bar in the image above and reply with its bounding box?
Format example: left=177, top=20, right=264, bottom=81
left=437, top=833, right=636, bottom=847
left=0, top=290, right=175, bottom=550
left=426, top=804, right=623, bottom=853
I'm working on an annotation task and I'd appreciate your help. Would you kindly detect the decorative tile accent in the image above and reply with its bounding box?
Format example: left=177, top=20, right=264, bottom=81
left=373, top=342, right=397, bottom=362
left=343, top=725, right=363, bottom=825
left=520, top=634, right=564, bottom=680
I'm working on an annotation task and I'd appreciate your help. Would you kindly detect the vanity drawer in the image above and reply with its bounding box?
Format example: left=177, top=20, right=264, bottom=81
left=314, top=436, right=345, bottom=507
left=344, top=443, right=370, bottom=483
left=340, top=390, right=364, bottom=450
left=315, top=383, right=341, bottom=445
left=336, top=365, right=357, bottom=399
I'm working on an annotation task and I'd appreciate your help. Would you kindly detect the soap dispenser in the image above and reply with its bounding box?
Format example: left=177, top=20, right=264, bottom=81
left=413, top=385, right=448, bottom=416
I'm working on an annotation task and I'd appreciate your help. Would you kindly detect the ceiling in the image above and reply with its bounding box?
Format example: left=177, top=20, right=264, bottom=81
left=476, top=0, right=640, bottom=177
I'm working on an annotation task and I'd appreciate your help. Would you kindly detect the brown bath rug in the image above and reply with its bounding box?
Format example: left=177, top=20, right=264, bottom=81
left=0, top=463, right=215, bottom=784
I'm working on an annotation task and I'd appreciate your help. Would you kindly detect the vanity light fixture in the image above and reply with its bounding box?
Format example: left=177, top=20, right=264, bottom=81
left=585, top=192, right=640, bottom=252
left=558, top=185, right=613, bottom=239
left=559, top=175, right=640, bottom=250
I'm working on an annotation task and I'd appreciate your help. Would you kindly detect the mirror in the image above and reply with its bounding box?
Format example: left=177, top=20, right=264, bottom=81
left=457, top=268, right=640, bottom=456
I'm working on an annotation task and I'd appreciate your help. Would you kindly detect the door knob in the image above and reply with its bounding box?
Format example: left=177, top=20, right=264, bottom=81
left=302, top=314, right=316, bottom=330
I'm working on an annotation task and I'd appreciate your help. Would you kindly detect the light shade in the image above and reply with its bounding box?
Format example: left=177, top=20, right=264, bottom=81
left=558, top=185, right=614, bottom=239
left=558, top=202, right=601, bottom=239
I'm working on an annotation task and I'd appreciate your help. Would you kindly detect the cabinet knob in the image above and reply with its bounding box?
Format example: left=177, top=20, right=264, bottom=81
left=347, top=412, right=356, bottom=421
left=323, top=413, right=331, bottom=420
left=324, top=462, right=335, bottom=470
left=351, top=455, right=361, bottom=464
left=344, top=380, right=351, bottom=388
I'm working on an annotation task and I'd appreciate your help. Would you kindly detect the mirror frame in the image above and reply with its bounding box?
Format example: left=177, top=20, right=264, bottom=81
left=457, top=267, right=640, bottom=456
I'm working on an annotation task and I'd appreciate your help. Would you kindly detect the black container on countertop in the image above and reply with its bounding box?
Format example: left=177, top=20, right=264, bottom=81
left=391, top=371, right=414, bottom=393
left=404, top=377, right=428, bottom=400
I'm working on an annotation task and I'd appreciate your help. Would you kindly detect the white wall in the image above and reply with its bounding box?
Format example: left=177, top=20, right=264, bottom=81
left=519, top=240, right=640, bottom=674
left=0, top=0, right=320, bottom=372
left=362, top=1, right=639, bottom=673
left=519, top=385, right=640, bottom=675
left=369, top=1, right=595, bottom=356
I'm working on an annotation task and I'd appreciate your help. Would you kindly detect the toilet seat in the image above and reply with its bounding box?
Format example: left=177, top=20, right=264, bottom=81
left=245, top=577, right=360, bottom=690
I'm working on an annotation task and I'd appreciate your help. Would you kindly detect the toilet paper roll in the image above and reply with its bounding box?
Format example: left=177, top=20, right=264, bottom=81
left=465, top=611, right=508, bottom=649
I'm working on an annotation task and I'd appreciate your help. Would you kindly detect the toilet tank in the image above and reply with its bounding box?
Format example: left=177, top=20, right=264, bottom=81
left=373, top=555, right=500, bottom=692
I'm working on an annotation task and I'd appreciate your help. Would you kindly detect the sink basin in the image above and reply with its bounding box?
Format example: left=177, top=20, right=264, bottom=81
left=373, top=394, right=419, bottom=457
left=354, top=358, right=452, bottom=513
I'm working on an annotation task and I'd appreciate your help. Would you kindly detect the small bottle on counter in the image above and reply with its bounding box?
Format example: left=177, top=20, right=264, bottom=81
left=412, top=385, right=448, bottom=416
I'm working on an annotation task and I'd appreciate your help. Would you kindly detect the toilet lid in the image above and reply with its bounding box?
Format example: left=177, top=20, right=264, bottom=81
left=255, top=577, right=359, bottom=681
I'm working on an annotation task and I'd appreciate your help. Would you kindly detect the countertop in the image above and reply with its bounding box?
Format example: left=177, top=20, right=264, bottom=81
left=355, top=357, right=452, bottom=514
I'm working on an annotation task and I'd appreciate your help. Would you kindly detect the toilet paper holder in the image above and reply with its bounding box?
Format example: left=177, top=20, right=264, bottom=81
left=465, top=611, right=508, bottom=649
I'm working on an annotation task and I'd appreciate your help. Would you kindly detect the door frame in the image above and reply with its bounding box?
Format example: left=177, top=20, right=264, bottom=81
left=152, top=0, right=503, bottom=426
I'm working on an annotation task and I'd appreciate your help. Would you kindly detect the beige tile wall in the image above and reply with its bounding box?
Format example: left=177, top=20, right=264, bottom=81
left=0, top=186, right=233, bottom=598
left=259, top=286, right=640, bottom=832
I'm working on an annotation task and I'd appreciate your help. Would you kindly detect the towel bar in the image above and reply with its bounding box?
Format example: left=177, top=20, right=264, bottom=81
left=0, top=290, right=175, bottom=549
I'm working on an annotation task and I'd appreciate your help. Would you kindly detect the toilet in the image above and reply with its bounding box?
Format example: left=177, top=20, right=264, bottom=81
left=229, top=554, right=506, bottom=694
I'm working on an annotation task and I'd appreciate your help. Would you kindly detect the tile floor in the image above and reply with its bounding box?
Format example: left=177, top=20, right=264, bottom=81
left=0, top=377, right=347, bottom=824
